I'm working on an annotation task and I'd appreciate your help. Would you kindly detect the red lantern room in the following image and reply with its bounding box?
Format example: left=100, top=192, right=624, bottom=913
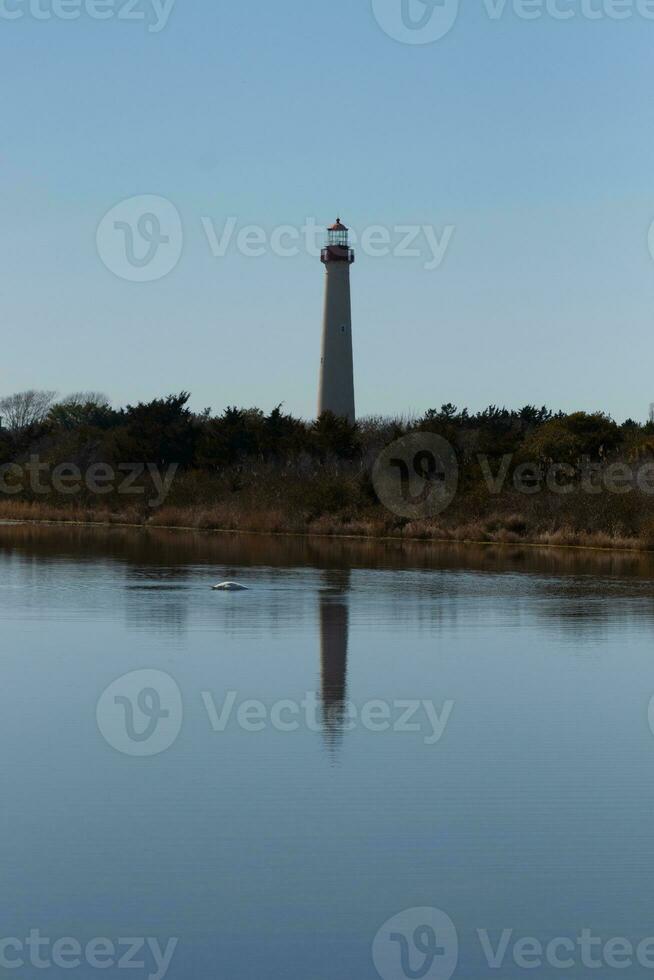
left=321, top=218, right=355, bottom=264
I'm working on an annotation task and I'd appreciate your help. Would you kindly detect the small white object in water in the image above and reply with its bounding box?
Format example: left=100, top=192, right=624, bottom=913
left=212, top=582, right=248, bottom=591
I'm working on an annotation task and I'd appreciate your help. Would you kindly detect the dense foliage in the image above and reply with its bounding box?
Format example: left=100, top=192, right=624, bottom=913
left=2, top=393, right=647, bottom=469
left=3, top=391, right=654, bottom=546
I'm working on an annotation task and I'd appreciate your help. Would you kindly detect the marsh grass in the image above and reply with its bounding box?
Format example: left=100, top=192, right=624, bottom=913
left=2, top=483, right=654, bottom=553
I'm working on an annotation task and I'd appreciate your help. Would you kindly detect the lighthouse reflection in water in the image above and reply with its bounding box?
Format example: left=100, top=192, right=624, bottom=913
left=318, top=570, right=350, bottom=752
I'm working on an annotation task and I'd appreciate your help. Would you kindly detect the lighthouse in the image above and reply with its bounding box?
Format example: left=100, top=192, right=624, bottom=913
left=318, top=218, right=356, bottom=423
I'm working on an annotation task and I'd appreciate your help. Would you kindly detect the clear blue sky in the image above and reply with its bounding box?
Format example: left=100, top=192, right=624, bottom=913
left=2, top=0, right=653, bottom=421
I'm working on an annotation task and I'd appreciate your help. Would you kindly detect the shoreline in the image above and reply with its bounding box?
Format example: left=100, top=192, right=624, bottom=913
left=2, top=513, right=654, bottom=558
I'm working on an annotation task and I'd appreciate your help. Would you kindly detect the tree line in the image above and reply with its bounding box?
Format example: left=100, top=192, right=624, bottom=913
left=1, top=390, right=651, bottom=474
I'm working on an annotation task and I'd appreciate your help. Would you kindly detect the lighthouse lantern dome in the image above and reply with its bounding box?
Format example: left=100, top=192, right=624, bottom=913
left=327, top=218, right=349, bottom=248
left=322, top=217, right=355, bottom=265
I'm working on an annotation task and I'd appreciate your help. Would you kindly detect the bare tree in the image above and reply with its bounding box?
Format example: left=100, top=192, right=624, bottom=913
left=63, top=391, right=110, bottom=408
left=0, top=390, right=57, bottom=432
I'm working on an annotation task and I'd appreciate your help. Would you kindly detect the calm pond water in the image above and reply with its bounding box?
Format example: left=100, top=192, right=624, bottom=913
left=2, top=524, right=654, bottom=980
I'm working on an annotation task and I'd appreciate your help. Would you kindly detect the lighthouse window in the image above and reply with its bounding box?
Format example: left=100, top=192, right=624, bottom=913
left=341, top=325, right=346, bottom=333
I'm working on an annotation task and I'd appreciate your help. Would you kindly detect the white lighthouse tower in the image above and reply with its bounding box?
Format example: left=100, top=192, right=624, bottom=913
left=318, top=218, right=355, bottom=423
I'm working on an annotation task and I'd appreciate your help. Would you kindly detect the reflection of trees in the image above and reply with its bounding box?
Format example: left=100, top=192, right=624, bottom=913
left=4, top=522, right=654, bottom=577
left=3, top=524, right=654, bottom=641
